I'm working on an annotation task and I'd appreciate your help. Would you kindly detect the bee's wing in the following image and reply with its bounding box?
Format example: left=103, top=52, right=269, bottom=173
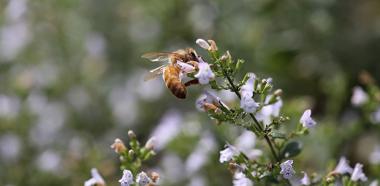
left=144, top=65, right=165, bottom=81
left=141, top=52, right=172, bottom=63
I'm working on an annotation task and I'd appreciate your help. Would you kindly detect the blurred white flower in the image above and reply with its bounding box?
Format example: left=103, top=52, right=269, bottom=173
left=233, top=172, right=253, bottom=186
left=300, top=109, right=317, bottom=128
left=161, top=153, right=185, bottom=183
left=188, top=175, right=206, bottom=186
left=369, top=146, right=380, bottom=164
left=134, top=69, right=164, bottom=101
left=150, top=110, right=182, bottom=150
left=195, top=39, right=210, bottom=50
left=36, top=150, right=61, bottom=173
left=5, top=0, right=27, bottom=21
left=334, top=157, right=353, bottom=174
left=136, top=172, right=151, bottom=186
left=0, top=133, right=21, bottom=161
left=0, top=95, right=20, bottom=119
left=280, top=160, right=295, bottom=180
left=351, top=86, right=368, bottom=106
left=350, top=163, right=367, bottom=182
left=186, top=132, right=216, bottom=174
left=85, top=32, right=106, bottom=57
left=219, top=144, right=239, bottom=163
left=109, top=83, right=138, bottom=125
left=300, top=172, right=310, bottom=185
left=240, top=96, right=259, bottom=113
left=84, top=168, right=105, bottom=186
left=177, top=61, right=195, bottom=73
left=119, top=169, right=134, bottom=186
left=0, top=21, right=30, bottom=61
left=371, top=107, right=380, bottom=124
left=234, top=131, right=262, bottom=159
left=67, top=86, right=90, bottom=111
left=370, top=180, right=378, bottom=186
left=194, top=59, right=214, bottom=84
left=29, top=101, right=66, bottom=147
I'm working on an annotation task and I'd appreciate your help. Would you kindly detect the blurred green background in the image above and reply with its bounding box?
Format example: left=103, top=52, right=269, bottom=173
left=0, top=0, right=379, bottom=185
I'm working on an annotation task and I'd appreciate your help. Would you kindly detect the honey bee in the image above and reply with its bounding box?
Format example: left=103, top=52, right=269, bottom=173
left=141, top=48, right=199, bottom=99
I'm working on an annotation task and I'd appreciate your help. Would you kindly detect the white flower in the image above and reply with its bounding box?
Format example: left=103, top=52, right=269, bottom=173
left=300, top=172, right=310, bottom=185
left=369, top=146, right=380, bottom=164
left=280, top=160, right=295, bottom=180
left=240, top=73, right=256, bottom=98
left=351, top=86, right=368, bottom=106
left=350, top=163, right=367, bottom=182
left=219, top=144, right=239, bottom=163
left=136, top=171, right=151, bottom=186
left=300, top=109, right=317, bottom=128
left=233, top=172, right=253, bottom=186
left=194, top=60, right=215, bottom=84
left=239, top=74, right=260, bottom=113
left=119, top=169, right=134, bottom=186
left=195, top=91, right=229, bottom=112
left=177, top=61, right=195, bottom=73
left=196, top=39, right=211, bottom=50
left=256, top=97, right=283, bottom=126
left=84, top=168, right=106, bottom=186
left=195, top=91, right=218, bottom=111
left=334, top=157, right=353, bottom=174
left=369, top=180, right=378, bottom=186
left=240, top=96, right=259, bottom=113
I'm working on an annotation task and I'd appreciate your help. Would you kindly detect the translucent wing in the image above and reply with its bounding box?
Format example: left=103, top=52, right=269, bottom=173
left=141, top=52, right=171, bottom=63
left=144, top=65, right=165, bottom=81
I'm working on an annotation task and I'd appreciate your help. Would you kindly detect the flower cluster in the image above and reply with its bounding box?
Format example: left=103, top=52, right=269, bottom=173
left=326, top=156, right=368, bottom=184
left=119, top=170, right=159, bottom=186
left=85, top=130, right=158, bottom=186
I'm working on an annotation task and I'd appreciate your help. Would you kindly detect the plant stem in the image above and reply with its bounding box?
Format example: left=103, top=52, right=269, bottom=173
left=223, top=70, right=280, bottom=162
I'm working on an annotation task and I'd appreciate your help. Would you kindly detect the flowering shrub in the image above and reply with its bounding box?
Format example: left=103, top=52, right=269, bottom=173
left=84, top=40, right=379, bottom=186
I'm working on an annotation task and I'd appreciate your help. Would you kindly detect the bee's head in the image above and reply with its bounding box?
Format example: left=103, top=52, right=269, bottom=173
left=186, top=48, right=199, bottom=61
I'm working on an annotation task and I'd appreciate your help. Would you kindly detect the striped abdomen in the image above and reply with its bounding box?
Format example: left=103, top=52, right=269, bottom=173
left=163, top=65, right=186, bottom=99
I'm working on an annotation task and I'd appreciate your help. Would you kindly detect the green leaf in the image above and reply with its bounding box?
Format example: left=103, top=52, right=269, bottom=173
left=280, top=141, right=302, bottom=159
left=269, top=131, right=286, bottom=139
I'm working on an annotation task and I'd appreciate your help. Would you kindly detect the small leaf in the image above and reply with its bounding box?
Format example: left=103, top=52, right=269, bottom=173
left=269, top=131, right=286, bottom=139
left=280, top=141, right=302, bottom=159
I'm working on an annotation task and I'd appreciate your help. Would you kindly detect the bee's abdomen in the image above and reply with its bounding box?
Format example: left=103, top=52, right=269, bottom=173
left=163, top=66, right=186, bottom=99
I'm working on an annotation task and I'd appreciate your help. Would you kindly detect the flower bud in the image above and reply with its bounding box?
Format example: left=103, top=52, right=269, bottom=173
left=144, top=137, right=156, bottom=150
left=150, top=172, right=160, bottom=183
left=274, top=89, right=283, bottom=97
left=128, top=149, right=135, bottom=158
left=110, top=138, right=127, bottom=154
left=203, top=102, right=220, bottom=113
left=196, top=39, right=211, bottom=50
left=128, top=130, right=136, bottom=139
left=208, top=40, right=218, bottom=51
left=221, top=51, right=231, bottom=61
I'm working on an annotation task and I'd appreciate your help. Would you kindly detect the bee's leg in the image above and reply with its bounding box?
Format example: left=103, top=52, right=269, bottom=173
left=184, top=79, right=199, bottom=87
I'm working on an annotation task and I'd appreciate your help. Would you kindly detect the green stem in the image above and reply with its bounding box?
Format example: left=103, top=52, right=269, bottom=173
left=222, top=69, right=280, bottom=162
